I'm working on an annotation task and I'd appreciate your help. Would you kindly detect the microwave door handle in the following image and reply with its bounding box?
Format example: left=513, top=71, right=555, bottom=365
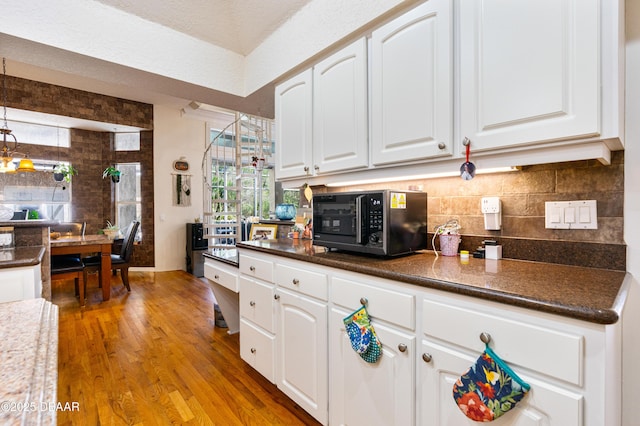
left=355, top=195, right=364, bottom=244
left=355, top=196, right=361, bottom=243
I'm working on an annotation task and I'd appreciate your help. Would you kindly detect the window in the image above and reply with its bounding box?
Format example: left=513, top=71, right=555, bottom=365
left=115, top=163, right=142, bottom=240
left=115, top=133, right=140, bottom=151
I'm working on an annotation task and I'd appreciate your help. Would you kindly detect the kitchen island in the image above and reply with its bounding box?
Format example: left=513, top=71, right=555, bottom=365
left=0, top=220, right=58, bottom=300
left=0, top=298, right=59, bottom=425
left=230, top=238, right=633, bottom=426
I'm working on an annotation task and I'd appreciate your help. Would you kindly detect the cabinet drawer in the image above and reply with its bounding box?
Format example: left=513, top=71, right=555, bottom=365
left=332, top=277, right=415, bottom=330
left=239, top=253, right=274, bottom=283
left=204, top=260, right=239, bottom=292
left=422, top=299, right=584, bottom=386
left=240, top=319, right=275, bottom=383
left=275, top=263, right=328, bottom=301
left=240, top=277, right=276, bottom=333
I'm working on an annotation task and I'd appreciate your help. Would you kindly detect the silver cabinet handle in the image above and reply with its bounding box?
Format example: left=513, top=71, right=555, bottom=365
left=314, top=165, right=319, bottom=171
left=251, top=348, right=256, bottom=354
left=274, top=294, right=280, bottom=300
left=398, top=343, right=407, bottom=353
left=249, top=301, right=255, bottom=307
left=249, top=266, right=255, bottom=272
left=214, top=274, right=219, bottom=279
left=422, top=353, right=432, bottom=363
left=438, top=142, right=446, bottom=150
left=360, top=297, right=368, bottom=306
left=292, top=278, right=299, bottom=285
left=462, top=137, right=471, bottom=146
left=304, top=166, right=309, bottom=173
left=480, top=332, right=492, bottom=344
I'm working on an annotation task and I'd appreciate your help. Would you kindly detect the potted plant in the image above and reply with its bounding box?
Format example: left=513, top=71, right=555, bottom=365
left=291, top=225, right=303, bottom=239
left=101, top=221, right=119, bottom=239
left=102, top=166, right=121, bottom=183
left=434, top=219, right=461, bottom=256
left=53, top=164, right=78, bottom=183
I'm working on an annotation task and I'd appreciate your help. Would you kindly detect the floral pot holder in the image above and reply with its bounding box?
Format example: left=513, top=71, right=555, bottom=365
left=343, top=305, right=382, bottom=363
left=452, top=344, right=530, bottom=422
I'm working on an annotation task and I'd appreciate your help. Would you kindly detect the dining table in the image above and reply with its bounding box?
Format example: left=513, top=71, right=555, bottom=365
left=50, top=234, right=114, bottom=301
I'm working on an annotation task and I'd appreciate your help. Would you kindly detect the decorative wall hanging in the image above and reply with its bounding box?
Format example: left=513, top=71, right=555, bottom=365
left=173, top=173, right=192, bottom=206
left=173, top=157, right=189, bottom=172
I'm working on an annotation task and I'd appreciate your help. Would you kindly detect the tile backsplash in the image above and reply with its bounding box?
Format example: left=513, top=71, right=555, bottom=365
left=316, top=151, right=625, bottom=270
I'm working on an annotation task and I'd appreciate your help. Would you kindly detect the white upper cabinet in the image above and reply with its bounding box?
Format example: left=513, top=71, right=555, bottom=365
left=313, top=38, right=369, bottom=175
left=275, top=69, right=313, bottom=180
left=459, top=0, right=605, bottom=152
left=276, top=38, right=368, bottom=181
left=371, top=0, right=453, bottom=166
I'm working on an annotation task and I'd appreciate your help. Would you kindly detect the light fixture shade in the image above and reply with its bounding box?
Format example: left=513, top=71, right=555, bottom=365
left=0, top=161, right=16, bottom=173
left=17, top=158, right=35, bottom=172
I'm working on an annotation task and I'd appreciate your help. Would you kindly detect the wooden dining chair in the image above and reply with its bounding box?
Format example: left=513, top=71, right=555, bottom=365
left=51, top=256, right=86, bottom=306
left=83, top=220, right=140, bottom=292
left=50, top=221, right=87, bottom=305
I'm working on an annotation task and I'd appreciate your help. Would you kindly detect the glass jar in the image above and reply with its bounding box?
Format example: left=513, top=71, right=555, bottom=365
left=0, top=226, right=15, bottom=250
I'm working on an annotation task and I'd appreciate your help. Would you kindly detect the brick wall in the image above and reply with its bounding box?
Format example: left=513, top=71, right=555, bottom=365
left=1, top=75, right=155, bottom=267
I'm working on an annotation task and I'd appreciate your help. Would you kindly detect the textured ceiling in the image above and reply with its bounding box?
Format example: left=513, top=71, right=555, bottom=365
left=93, top=0, right=312, bottom=55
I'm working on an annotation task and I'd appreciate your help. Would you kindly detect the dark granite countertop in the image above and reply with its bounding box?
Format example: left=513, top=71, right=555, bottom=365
left=0, top=220, right=58, bottom=228
left=0, top=246, right=46, bottom=269
left=237, top=239, right=628, bottom=325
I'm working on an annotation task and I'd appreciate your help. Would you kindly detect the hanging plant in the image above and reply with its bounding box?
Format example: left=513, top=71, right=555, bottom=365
left=102, top=166, right=121, bottom=183
left=53, top=164, right=78, bottom=183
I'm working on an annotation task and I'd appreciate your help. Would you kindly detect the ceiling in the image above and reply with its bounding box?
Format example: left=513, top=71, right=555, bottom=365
left=3, top=0, right=312, bottom=131
left=94, top=0, right=312, bottom=56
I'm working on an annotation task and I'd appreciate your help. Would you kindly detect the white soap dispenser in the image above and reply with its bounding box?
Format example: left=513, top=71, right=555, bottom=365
left=481, top=197, right=501, bottom=230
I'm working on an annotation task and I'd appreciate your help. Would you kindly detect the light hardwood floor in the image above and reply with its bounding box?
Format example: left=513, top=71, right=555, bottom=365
left=53, top=270, right=320, bottom=425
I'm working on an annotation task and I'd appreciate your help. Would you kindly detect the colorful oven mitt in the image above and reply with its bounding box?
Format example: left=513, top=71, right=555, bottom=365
left=343, top=305, right=382, bottom=363
left=452, top=344, right=530, bottom=422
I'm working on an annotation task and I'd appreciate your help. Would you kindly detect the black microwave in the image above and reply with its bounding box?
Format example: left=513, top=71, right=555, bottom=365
left=312, top=190, right=427, bottom=256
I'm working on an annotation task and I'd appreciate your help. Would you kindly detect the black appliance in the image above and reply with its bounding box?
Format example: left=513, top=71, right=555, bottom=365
left=312, top=190, right=427, bottom=256
left=186, top=223, right=208, bottom=277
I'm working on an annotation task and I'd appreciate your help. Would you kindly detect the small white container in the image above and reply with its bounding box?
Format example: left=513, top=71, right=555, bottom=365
left=0, top=226, right=15, bottom=250
left=485, top=245, right=502, bottom=260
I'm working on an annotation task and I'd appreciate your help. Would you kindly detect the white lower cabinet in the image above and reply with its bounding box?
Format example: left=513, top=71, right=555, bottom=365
left=418, top=295, right=613, bottom=426
left=238, top=254, right=276, bottom=382
left=329, top=307, right=415, bottom=426
left=419, top=340, right=583, bottom=425
left=276, top=288, right=328, bottom=424
left=0, top=264, right=42, bottom=303
left=238, top=249, right=620, bottom=425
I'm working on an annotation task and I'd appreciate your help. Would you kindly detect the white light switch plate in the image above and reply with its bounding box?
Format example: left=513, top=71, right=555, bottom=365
left=545, top=200, right=597, bottom=229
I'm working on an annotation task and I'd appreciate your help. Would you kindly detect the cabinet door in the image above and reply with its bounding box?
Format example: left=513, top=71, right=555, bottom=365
left=329, top=307, right=415, bottom=426
left=277, top=288, right=328, bottom=425
left=313, top=38, right=368, bottom=175
left=275, top=69, right=313, bottom=179
left=419, top=340, right=583, bottom=426
left=371, top=0, right=453, bottom=166
left=239, top=277, right=275, bottom=333
left=459, top=0, right=599, bottom=152
left=240, top=319, right=276, bottom=383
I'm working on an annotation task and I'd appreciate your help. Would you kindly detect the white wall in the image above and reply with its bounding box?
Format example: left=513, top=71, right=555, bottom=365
left=152, top=105, right=207, bottom=271
left=623, top=0, right=640, bottom=423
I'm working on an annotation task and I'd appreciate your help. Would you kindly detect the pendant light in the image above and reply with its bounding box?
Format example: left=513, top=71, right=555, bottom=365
left=0, top=57, right=35, bottom=173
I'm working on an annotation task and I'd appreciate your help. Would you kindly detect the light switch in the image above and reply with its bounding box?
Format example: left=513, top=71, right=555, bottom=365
left=545, top=200, right=597, bottom=229
left=564, top=207, right=575, bottom=223
left=579, top=206, right=591, bottom=223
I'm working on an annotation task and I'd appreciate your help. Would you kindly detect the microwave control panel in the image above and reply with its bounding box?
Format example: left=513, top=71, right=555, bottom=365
left=365, top=194, right=384, bottom=244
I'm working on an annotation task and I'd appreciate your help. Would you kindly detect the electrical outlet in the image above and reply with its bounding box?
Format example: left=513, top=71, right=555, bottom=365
left=481, top=197, right=501, bottom=230
left=481, top=197, right=501, bottom=214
